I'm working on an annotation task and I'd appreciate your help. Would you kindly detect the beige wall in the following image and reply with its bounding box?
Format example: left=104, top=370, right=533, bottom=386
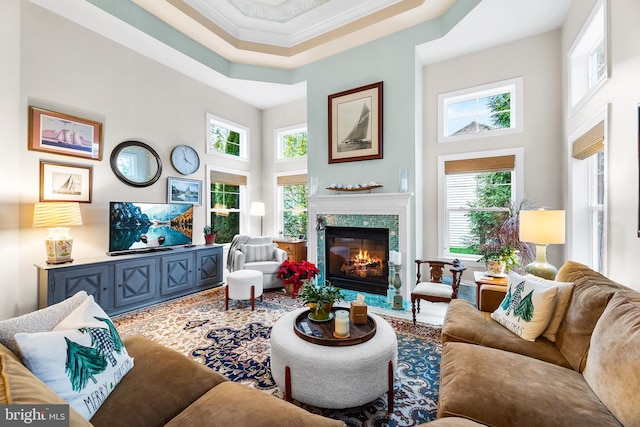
left=562, top=0, right=640, bottom=290
left=1, top=2, right=266, bottom=319
left=422, top=31, right=564, bottom=277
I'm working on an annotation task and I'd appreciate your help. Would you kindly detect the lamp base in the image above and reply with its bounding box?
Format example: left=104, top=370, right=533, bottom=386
left=524, top=262, right=558, bottom=280
left=46, top=258, right=74, bottom=265
left=45, top=237, right=74, bottom=265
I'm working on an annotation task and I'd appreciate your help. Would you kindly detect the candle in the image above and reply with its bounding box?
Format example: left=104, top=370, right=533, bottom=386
left=335, top=310, right=350, bottom=337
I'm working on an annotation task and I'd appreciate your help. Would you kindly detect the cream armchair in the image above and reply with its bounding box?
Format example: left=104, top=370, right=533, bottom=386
left=227, top=235, right=288, bottom=290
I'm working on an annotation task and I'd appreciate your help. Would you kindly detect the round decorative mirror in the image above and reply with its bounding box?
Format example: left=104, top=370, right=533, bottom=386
left=110, top=140, right=162, bottom=187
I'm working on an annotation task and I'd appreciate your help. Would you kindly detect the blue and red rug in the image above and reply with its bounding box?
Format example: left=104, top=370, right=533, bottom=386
left=113, top=287, right=442, bottom=427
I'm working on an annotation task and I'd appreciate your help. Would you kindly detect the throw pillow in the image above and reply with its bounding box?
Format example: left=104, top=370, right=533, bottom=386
left=0, top=291, right=88, bottom=358
left=14, top=296, right=134, bottom=420
left=239, top=243, right=275, bottom=263
left=525, top=274, right=575, bottom=342
left=491, top=275, right=558, bottom=341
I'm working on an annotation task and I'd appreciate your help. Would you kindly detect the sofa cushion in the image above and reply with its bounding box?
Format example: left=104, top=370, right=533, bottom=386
left=442, top=299, right=572, bottom=368
left=0, top=291, right=88, bottom=357
left=524, top=274, right=574, bottom=342
left=584, top=291, right=640, bottom=427
left=14, top=296, right=134, bottom=420
left=91, top=335, right=228, bottom=427
left=165, top=381, right=345, bottom=427
left=239, top=243, right=276, bottom=262
left=0, top=352, right=92, bottom=426
left=438, top=342, right=622, bottom=427
left=491, top=275, right=558, bottom=341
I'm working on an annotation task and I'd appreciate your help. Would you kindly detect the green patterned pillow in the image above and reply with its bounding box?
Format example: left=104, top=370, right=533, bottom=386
left=14, top=296, right=133, bottom=420
left=491, top=276, right=558, bottom=341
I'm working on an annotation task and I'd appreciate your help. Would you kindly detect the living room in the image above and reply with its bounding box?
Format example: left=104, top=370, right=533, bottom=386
left=1, top=0, right=639, bottom=322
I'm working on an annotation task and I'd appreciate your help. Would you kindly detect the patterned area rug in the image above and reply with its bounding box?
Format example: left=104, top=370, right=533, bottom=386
left=113, top=287, right=442, bottom=426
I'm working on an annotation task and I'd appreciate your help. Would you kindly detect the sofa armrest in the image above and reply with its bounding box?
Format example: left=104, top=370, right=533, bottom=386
left=274, top=247, right=287, bottom=263
left=232, top=250, right=246, bottom=271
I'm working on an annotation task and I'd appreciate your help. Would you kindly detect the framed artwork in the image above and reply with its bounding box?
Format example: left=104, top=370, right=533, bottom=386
left=168, top=177, right=202, bottom=205
left=328, top=81, right=383, bottom=164
left=29, top=106, right=103, bottom=160
left=40, top=161, right=92, bottom=203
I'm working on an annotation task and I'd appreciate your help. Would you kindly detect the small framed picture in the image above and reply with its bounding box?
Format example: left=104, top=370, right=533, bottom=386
left=29, top=107, right=103, bottom=160
left=328, top=81, right=383, bottom=164
left=167, top=177, right=202, bottom=205
left=40, top=161, right=92, bottom=203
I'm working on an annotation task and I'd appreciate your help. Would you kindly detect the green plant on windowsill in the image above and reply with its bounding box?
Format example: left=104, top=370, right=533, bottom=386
left=479, top=246, right=521, bottom=275
left=298, top=280, right=344, bottom=321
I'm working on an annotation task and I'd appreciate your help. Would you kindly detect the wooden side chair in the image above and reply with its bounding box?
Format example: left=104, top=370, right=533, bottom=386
left=411, top=259, right=466, bottom=324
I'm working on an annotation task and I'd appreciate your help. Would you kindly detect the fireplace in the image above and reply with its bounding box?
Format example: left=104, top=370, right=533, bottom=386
left=325, top=226, right=389, bottom=295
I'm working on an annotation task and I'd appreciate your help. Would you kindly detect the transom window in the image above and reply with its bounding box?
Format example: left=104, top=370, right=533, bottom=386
left=276, top=125, right=308, bottom=160
left=568, top=0, right=608, bottom=111
left=206, top=113, right=248, bottom=160
left=438, top=149, right=524, bottom=260
left=438, top=77, right=523, bottom=143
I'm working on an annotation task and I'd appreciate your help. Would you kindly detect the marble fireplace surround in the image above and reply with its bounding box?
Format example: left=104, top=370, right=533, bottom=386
left=307, top=193, right=413, bottom=300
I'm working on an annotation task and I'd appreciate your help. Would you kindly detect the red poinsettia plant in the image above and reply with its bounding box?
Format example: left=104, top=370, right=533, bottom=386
left=277, top=259, right=320, bottom=298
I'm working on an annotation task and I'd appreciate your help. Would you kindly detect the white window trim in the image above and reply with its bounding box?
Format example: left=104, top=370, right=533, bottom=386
left=275, top=123, right=308, bottom=163
left=568, top=0, right=609, bottom=116
left=438, top=77, right=524, bottom=143
left=205, top=164, right=251, bottom=240
left=205, top=113, right=250, bottom=162
left=567, top=105, right=608, bottom=275
left=274, top=169, right=307, bottom=238
left=437, top=147, right=525, bottom=266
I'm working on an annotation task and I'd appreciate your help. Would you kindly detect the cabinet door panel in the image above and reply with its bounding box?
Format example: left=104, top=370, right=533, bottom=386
left=114, top=259, right=157, bottom=308
left=161, top=253, right=194, bottom=296
left=52, top=265, right=111, bottom=309
left=196, top=248, right=222, bottom=288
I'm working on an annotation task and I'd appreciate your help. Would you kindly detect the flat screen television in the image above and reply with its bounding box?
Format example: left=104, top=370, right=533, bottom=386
left=108, top=201, right=193, bottom=255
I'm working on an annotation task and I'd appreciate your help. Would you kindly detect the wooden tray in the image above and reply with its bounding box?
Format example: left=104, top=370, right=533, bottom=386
left=293, top=307, right=376, bottom=346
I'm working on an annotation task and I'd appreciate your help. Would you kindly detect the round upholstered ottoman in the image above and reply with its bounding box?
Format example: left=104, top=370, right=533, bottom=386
left=270, top=307, right=397, bottom=410
left=225, top=270, right=263, bottom=311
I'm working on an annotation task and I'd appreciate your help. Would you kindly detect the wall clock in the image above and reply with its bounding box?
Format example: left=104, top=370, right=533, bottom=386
left=171, top=145, right=200, bottom=175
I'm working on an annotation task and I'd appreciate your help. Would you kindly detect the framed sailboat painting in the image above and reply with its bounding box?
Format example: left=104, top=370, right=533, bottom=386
left=328, top=81, right=383, bottom=163
left=40, top=161, right=92, bottom=203
left=29, top=106, right=103, bottom=160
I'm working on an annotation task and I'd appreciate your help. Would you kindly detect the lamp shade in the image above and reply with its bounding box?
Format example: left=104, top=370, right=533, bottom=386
left=250, top=201, right=265, bottom=216
left=519, top=209, right=565, bottom=244
left=33, top=202, right=83, bottom=228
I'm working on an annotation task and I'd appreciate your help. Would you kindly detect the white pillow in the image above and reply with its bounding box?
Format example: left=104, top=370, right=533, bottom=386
left=239, top=243, right=275, bottom=262
left=491, top=274, right=558, bottom=341
left=525, top=274, right=575, bottom=342
left=14, top=296, right=134, bottom=420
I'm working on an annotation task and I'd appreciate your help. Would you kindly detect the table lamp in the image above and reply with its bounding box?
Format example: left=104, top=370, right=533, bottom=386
left=33, top=202, right=83, bottom=264
left=519, top=209, right=565, bottom=279
left=250, top=201, right=265, bottom=236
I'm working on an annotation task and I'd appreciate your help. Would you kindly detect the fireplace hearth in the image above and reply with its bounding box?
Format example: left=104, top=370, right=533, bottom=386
left=325, top=226, right=389, bottom=295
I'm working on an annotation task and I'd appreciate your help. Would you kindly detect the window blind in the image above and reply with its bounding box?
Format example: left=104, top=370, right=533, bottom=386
left=277, top=174, right=307, bottom=186
left=572, top=120, right=604, bottom=160
left=444, top=155, right=515, bottom=175
left=210, top=171, right=247, bottom=186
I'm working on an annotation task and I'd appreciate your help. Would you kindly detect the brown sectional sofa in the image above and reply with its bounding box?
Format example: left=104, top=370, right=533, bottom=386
left=1, top=330, right=343, bottom=427
left=437, top=261, right=640, bottom=427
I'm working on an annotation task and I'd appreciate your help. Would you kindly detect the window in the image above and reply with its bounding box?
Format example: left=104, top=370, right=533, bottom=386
left=276, top=173, right=308, bottom=239
left=276, top=125, right=308, bottom=160
left=438, top=77, right=523, bottom=143
left=569, top=117, right=606, bottom=273
left=208, top=170, right=247, bottom=244
left=568, top=0, right=608, bottom=111
left=206, top=113, right=249, bottom=160
left=438, top=149, right=524, bottom=260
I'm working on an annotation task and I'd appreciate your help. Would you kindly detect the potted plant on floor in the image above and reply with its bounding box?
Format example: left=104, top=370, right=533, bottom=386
left=277, top=259, right=319, bottom=298
left=203, top=225, right=218, bottom=245
left=298, top=280, right=344, bottom=321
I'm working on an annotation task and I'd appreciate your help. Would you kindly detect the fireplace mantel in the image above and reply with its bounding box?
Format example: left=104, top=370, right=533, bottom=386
left=308, top=193, right=413, bottom=299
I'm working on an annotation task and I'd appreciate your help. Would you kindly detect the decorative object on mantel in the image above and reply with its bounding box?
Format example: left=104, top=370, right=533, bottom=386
left=326, top=181, right=383, bottom=194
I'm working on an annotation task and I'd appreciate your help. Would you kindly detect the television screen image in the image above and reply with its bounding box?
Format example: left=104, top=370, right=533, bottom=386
left=109, top=202, right=193, bottom=254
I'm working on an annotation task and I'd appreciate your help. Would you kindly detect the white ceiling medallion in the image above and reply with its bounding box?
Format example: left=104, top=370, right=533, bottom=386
left=227, top=0, right=331, bottom=24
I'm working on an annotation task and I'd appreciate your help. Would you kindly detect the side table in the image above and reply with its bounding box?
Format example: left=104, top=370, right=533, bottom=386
left=473, top=271, right=508, bottom=308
